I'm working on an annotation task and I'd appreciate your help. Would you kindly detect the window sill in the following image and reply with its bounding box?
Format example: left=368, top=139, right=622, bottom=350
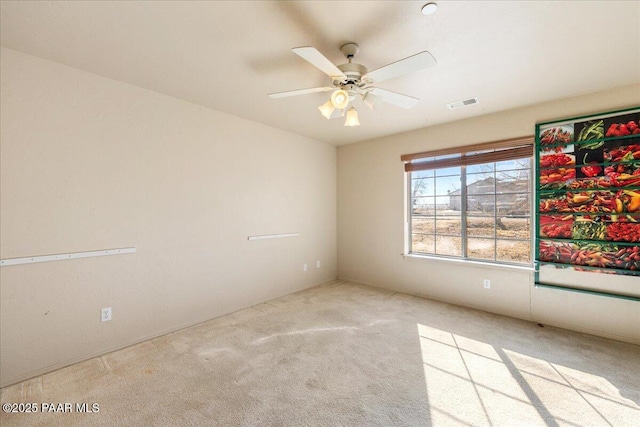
left=402, top=253, right=535, bottom=272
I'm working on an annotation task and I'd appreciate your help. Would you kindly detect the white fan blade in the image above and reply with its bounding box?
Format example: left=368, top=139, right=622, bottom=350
left=292, top=47, right=346, bottom=79
left=371, top=88, right=420, bottom=109
left=268, top=87, right=334, bottom=99
left=365, top=51, right=436, bottom=83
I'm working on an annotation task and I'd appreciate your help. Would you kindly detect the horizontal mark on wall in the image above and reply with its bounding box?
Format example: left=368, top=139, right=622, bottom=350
left=0, top=247, right=136, bottom=267
left=248, top=233, right=300, bottom=241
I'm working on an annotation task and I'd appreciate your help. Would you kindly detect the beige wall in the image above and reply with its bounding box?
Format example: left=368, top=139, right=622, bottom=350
left=338, top=85, right=640, bottom=344
left=0, top=48, right=337, bottom=387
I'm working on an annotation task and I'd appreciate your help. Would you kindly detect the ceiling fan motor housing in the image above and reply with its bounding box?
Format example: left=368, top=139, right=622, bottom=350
left=335, top=63, right=368, bottom=90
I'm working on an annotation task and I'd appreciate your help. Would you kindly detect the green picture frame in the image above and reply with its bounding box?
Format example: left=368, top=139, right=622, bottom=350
left=535, top=106, right=640, bottom=279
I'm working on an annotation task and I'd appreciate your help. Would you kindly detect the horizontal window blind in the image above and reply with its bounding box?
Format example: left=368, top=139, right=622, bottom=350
left=401, top=136, right=534, bottom=172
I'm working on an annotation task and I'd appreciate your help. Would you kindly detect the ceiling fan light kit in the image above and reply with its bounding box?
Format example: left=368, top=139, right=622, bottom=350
left=268, top=42, right=438, bottom=127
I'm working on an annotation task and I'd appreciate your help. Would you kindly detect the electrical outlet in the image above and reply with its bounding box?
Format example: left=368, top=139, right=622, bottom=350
left=316, top=260, right=321, bottom=268
left=483, top=279, right=491, bottom=289
left=101, top=307, right=112, bottom=322
left=303, top=264, right=308, bottom=272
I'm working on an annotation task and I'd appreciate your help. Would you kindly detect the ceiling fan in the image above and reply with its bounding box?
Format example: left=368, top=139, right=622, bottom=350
left=268, top=43, right=437, bottom=126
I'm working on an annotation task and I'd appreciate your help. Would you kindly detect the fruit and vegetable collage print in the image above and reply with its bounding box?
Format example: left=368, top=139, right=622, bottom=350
left=536, top=107, right=640, bottom=275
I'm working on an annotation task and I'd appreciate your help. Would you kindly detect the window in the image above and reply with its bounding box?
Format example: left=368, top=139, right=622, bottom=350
left=403, top=137, right=533, bottom=265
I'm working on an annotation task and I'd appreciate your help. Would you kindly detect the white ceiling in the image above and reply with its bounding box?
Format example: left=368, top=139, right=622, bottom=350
left=1, top=1, right=639, bottom=146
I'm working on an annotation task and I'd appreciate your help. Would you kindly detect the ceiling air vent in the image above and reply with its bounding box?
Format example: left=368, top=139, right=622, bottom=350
left=447, top=97, right=479, bottom=110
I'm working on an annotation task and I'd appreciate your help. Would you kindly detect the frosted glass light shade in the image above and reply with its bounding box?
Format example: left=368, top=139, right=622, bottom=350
left=363, top=93, right=378, bottom=110
left=330, top=90, right=349, bottom=109
left=344, top=107, right=360, bottom=127
left=318, top=100, right=335, bottom=119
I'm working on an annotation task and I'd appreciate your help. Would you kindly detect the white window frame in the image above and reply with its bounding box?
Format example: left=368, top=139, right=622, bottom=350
left=403, top=138, right=534, bottom=267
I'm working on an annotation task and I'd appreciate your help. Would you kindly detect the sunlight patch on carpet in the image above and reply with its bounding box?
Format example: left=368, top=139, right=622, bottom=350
left=417, top=323, right=639, bottom=426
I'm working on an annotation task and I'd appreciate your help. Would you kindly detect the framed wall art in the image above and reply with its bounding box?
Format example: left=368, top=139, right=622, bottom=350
left=535, top=106, right=640, bottom=296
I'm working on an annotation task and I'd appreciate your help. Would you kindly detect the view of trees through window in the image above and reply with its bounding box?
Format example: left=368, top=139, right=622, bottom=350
left=410, top=158, right=532, bottom=264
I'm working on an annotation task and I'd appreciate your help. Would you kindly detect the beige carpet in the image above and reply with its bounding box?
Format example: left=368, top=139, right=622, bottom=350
left=1, top=281, right=639, bottom=426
